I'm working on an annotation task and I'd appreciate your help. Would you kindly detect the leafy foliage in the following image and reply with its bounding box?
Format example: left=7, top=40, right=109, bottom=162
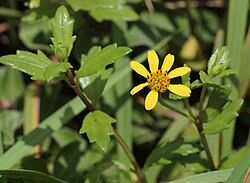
left=204, top=99, right=243, bottom=134
left=0, top=1, right=249, bottom=183
left=79, top=110, right=116, bottom=152
left=50, top=5, right=76, bottom=59
left=145, top=139, right=201, bottom=167
left=0, top=50, right=72, bottom=81
left=76, top=44, right=132, bottom=77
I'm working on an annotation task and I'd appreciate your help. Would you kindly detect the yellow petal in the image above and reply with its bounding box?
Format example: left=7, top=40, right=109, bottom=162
left=130, top=83, right=149, bottom=95
left=148, top=50, right=159, bottom=73
left=161, top=54, right=174, bottom=72
left=145, top=90, right=158, bottom=110
left=168, top=67, right=191, bottom=79
left=130, top=61, right=150, bottom=78
left=168, top=84, right=191, bottom=97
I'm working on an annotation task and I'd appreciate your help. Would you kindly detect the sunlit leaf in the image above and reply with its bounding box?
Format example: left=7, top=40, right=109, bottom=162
left=0, top=50, right=51, bottom=80
left=0, top=50, right=71, bottom=81
left=79, top=110, right=116, bottom=152
left=207, top=47, right=231, bottom=78
left=43, top=62, right=72, bottom=81
left=76, top=44, right=132, bottom=77
left=50, top=5, right=76, bottom=59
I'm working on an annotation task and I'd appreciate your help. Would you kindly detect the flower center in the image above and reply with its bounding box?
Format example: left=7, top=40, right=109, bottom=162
left=147, top=69, right=170, bottom=92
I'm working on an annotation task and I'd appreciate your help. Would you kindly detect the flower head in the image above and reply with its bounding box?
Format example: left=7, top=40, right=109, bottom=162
left=130, top=50, right=191, bottom=110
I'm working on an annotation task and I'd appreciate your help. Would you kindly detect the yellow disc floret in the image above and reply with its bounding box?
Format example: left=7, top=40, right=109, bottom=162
left=147, top=69, right=170, bottom=93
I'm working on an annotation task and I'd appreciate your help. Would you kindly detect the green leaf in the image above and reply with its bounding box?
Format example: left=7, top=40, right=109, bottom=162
left=216, top=69, right=237, bottom=78
left=0, top=97, right=85, bottom=169
left=145, top=139, right=200, bottom=167
left=203, top=86, right=231, bottom=122
left=207, top=47, right=231, bottom=78
left=168, top=168, right=233, bottom=183
left=52, top=127, right=85, bottom=147
left=0, top=66, right=25, bottom=102
left=220, top=147, right=248, bottom=169
left=19, top=16, right=51, bottom=51
left=204, top=99, right=243, bottom=134
left=79, top=110, right=116, bottom=152
left=0, top=50, right=71, bottom=81
left=76, top=44, right=132, bottom=77
left=65, top=0, right=118, bottom=11
left=140, top=11, right=175, bottom=32
left=79, top=68, right=113, bottom=103
left=43, top=62, right=72, bottom=81
left=0, top=110, right=22, bottom=146
left=0, top=50, right=51, bottom=80
left=199, top=70, right=211, bottom=83
left=53, top=142, right=87, bottom=182
left=0, top=169, right=68, bottom=183
left=50, top=5, right=76, bottom=59
left=90, top=6, right=139, bottom=22
left=190, top=79, right=203, bottom=89
left=226, top=147, right=250, bottom=183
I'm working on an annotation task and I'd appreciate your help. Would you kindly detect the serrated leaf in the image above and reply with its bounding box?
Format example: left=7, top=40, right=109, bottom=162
left=43, top=62, right=72, bottom=81
left=50, top=6, right=76, bottom=58
left=0, top=50, right=51, bottom=80
left=145, top=138, right=200, bottom=167
left=76, top=44, right=132, bottom=77
left=79, top=110, right=116, bottom=152
left=204, top=99, right=243, bottom=134
left=0, top=50, right=71, bottom=81
left=199, top=70, right=211, bottom=83
left=207, top=47, right=231, bottom=78
left=203, top=86, right=231, bottom=122
left=90, top=6, right=139, bottom=22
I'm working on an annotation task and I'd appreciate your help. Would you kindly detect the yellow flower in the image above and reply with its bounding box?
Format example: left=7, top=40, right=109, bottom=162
left=130, top=50, right=191, bottom=110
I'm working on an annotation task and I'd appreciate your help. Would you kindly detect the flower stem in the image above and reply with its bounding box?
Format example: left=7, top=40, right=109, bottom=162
left=159, top=94, right=192, bottom=121
left=114, top=129, right=144, bottom=183
left=198, top=84, right=216, bottom=170
left=184, top=98, right=196, bottom=121
left=64, top=69, right=144, bottom=182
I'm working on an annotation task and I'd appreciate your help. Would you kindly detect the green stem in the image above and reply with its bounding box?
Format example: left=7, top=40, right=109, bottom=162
left=114, top=129, right=144, bottom=183
left=159, top=95, right=192, bottom=120
left=65, top=69, right=144, bottom=182
left=184, top=98, right=196, bottom=121
left=198, top=84, right=216, bottom=170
